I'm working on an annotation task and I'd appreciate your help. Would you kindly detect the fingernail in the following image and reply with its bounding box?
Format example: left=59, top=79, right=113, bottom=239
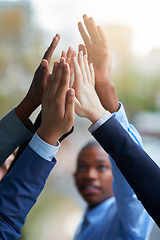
left=60, top=58, right=64, bottom=63
left=73, top=51, right=77, bottom=57
left=54, top=62, right=58, bottom=68
left=68, top=89, right=75, bottom=96
left=90, top=62, right=93, bottom=68
left=41, top=60, right=47, bottom=68
left=63, top=63, right=68, bottom=69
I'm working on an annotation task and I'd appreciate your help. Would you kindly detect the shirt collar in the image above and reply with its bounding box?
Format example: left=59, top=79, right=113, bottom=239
left=85, top=197, right=115, bottom=224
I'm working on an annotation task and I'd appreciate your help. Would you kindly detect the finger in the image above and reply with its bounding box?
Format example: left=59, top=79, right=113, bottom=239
left=78, top=44, right=87, bottom=55
left=70, top=59, right=74, bottom=87
left=78, top=44, right=92, bottom=64
left=66, top=46, right=73, bottom=65
left=50, top=61, right=59, bottom=82
left=59, top=50, right=66, bottom=76
left=83, top=15, right=101, bottom=44
left=39, top=59, right=49, bottom=85
left=45, top=61, right=59, bottom=97
left=97, top=25, right=107, bottom=45
left=56, top=63, right=70, bottom=107
left=37, top=59, right=49, bottom=102
left=61, top=50, right=66, bottom=59
left=89, top=62, right=95, bottom=86
left=78, top=21, right=92, bottom=50
left=70, top=51, right=77, bottom=87
left=50, top=58, right=64, bottom=99
left=43, top=33, right=60, bottom=64
left=88, top=17, right=101, bottom=43
left=65, top=88, right=75, bottom=123
left=78, top=51, right=87, bottom=84
left=83, top=55, right=91, bottom=83
left=73, top=56, right=82, bottom=91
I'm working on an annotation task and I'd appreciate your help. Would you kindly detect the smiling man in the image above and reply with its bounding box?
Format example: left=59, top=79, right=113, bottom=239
left=73, top=140, right=153, bottom=240
left=74, top=141, right=113, bottom=207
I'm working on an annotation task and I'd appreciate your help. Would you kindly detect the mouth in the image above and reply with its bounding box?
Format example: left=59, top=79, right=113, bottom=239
left=81, top=185, right=101, bottom=195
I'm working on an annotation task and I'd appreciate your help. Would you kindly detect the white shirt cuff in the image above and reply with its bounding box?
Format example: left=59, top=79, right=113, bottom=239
left=88, top=111, right=112, bottom=133
left=29, top=132, right=60, bottom=162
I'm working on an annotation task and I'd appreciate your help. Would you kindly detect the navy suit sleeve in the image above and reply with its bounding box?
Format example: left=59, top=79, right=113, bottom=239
left=92, top=116, right=160, bottom=228
left=0, top=145, right=56, bottom=239
left=0, top=109, right=33, bottom=166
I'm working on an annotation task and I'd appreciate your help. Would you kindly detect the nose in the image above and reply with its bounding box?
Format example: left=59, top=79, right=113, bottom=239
left=85, top=167, right=98, bottom=180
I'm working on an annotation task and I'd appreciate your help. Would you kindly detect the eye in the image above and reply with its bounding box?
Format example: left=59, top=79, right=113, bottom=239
left=97, top=165, right=107, bottom=171
left=77, top=165, right=87, bottom=172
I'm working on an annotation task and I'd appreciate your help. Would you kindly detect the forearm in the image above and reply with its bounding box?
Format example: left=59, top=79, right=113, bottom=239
left=92, top=116, right=160, bottom=227
left=111, top=102, right=143, bottom=198
left=110, top=157, right=154, bottom=237
left=15, top=96, right=37, bottom=125
left=113, top=102, right=143, bottom=147
left=89, top=108, right=153, bottom=236
left=0, top=109, right=33, bottom=166
left=0, top=144, right=56, bottom=239
left=95, top=81, right=119, bottom=113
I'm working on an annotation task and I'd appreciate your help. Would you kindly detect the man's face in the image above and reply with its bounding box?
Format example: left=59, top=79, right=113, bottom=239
left=74, top=146, right=113, bottom=207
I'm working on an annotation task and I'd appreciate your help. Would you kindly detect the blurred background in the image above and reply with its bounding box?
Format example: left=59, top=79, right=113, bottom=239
left=0, top=0, right=160, bottom=239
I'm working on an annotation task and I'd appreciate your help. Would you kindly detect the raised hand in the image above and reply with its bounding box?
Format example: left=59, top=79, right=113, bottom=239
left=73, top=51, right=106, bottom=123
left=78, top=15, right=119, bottom=113
left=61, top=47, right=76, bottom=86
left=78, top=15, right=111, bottom=80
left=15, top=34, right=60, bottom=124
left=37, top=57, right=75, bottom=146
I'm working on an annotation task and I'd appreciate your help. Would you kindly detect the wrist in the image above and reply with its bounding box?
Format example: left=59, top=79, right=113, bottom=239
left=88, top=107, right=106, bottom=124
left=95, top=78, right=113, bottom=88
left=37, top=127, right=58, bottom=146
left=95, top=70, right=111, bottom=84
left=95, top=82, right=119, bottom=113
left=15, top=99, right=34, bottom=124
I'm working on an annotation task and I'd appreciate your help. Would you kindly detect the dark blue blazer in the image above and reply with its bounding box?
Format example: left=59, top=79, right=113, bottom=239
left=0, top=145, right=56, bottom=239
left=92, top=116, right=160, bottom=228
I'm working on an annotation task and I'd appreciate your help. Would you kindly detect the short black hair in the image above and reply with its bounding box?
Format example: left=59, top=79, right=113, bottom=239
left=77, top=140, right=101, bottom=160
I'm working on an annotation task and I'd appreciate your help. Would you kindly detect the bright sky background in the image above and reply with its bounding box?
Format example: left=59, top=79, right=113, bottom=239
left=8, top=0, right=160, bottom=57
left=29, top=0, right=160, bottom=57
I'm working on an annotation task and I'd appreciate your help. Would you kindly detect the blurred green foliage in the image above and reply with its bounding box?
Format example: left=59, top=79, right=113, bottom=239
left=112, top=68, right=160, bottom=119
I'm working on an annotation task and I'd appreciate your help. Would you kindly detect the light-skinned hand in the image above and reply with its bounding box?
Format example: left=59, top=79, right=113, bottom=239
left=61, top=47, right=76, bottom=86
left=73, top=51, right=106, bottom=123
